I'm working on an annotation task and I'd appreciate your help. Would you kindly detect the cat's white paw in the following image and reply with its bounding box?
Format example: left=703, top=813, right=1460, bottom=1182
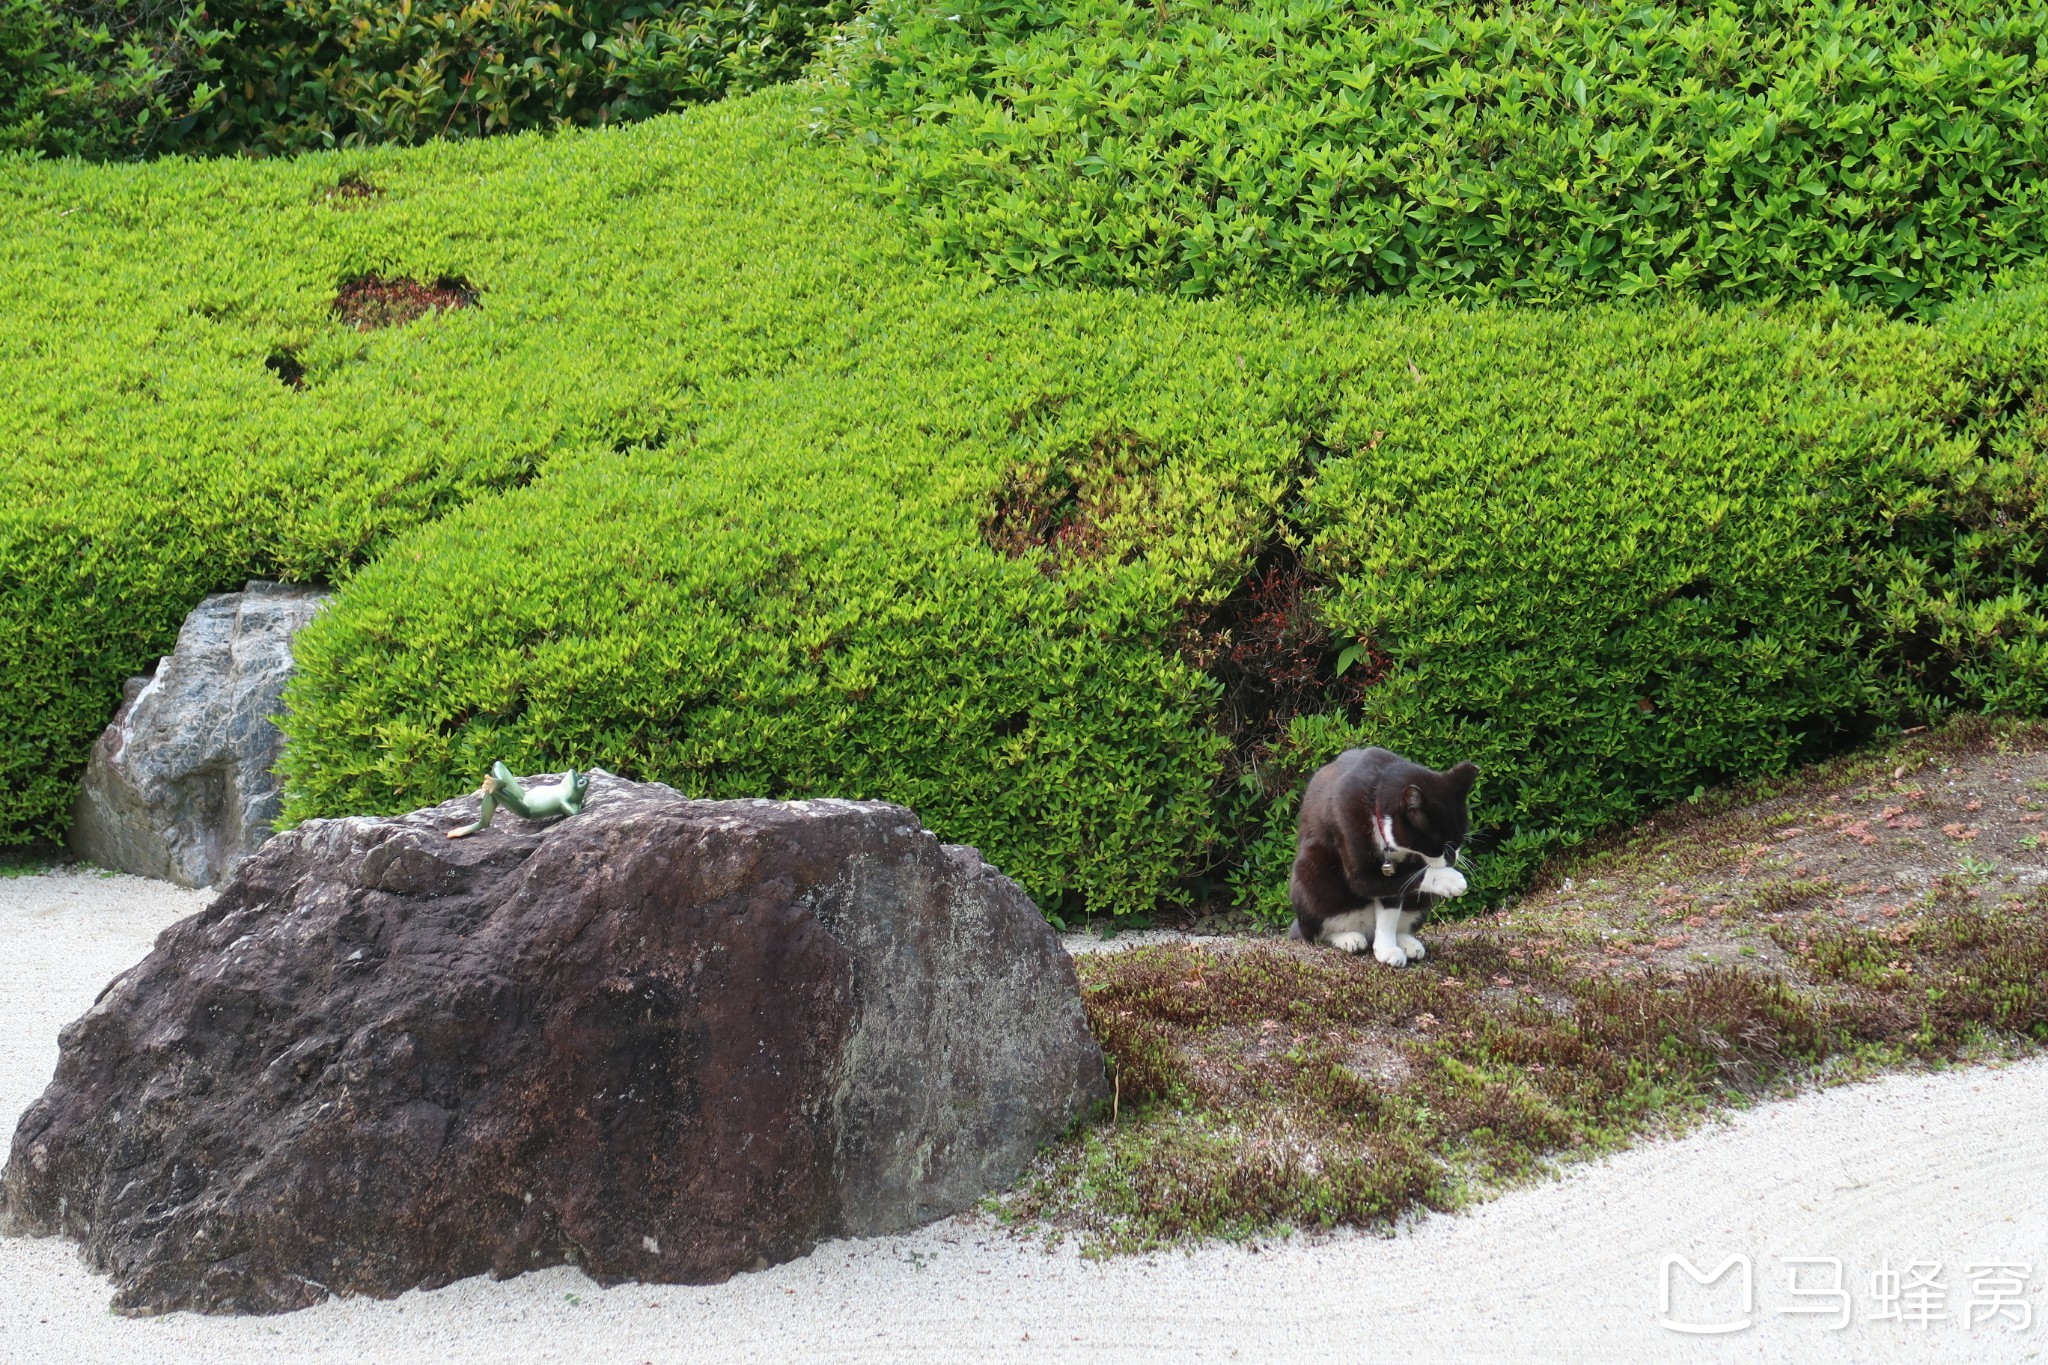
left=1419, top=866, right=1468, bottom=898
left=1397, top=934, right=1427, bottom=961
left=1373, top=939, right=1409, bottom=967
left=1328, top=930, right=1372, bottom=955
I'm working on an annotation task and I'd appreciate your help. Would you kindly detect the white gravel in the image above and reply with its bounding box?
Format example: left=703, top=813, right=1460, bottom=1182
left=4, top=867, right=2045, bottom=1363
left=1061, top=927, right=1202, bottom=957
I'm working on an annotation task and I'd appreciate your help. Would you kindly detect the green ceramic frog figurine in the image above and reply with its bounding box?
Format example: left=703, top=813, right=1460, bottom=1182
left=446, top=762, right=590, bottom=838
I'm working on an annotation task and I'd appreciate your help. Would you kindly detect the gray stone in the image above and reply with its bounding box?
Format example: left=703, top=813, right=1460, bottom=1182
left=4, top=775, right=1108, bottom=1314
left=68, top=580, right=329, bottom=888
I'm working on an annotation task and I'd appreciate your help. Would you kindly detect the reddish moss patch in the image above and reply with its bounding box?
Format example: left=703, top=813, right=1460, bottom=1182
left=1007, top=936, right=1838, bottom=1249
left=1485, top=717, right=2048, bottom=977
left=1779, top=893, right=2048, bottom=1045
left=333, top=274, right=478, bottom=330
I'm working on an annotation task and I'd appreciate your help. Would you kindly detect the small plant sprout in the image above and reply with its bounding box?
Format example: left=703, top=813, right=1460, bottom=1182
left=1956, top=855, right=1998, bottom=885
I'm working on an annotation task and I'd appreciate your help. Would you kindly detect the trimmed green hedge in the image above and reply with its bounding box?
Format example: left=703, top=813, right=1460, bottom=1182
left=2, top=0, right=850, bottom=158
left=4, top=88, right=2046, bottom=917
left=1234, top=285, right=2048, bottom=912
left=827, top=0, right=2048, bottom=312
left=0, top=146, right=555, bottom=844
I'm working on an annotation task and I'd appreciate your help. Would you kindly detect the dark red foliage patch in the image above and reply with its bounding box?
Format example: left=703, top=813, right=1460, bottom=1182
left=1187, top=546, right=1383, bottom=762
left=983, top=471, right=1113, bottom=564
left=323, top=173, right=383, bottom=205
left=981, top=430, right=1156, bottom=570
left=333, top=274, right=478, bottom=331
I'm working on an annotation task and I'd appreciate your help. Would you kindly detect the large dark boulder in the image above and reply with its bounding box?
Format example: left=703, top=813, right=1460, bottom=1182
left=1, top=774, right=1107, bottom=1315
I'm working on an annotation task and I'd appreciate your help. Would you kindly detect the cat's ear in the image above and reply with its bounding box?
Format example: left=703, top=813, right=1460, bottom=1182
left=1403, top=783, right=1425, bottom=812
left=1444, top=761, right=1480, bottom=799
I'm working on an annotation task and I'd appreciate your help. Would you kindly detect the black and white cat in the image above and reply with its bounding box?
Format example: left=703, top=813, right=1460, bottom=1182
left=1288, top=747, right=1479, bottom=966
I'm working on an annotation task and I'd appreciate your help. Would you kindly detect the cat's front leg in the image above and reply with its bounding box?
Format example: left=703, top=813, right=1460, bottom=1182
left=1372, top=903, right=1408, bottom=966
left=1396, top=908, right=1427, bottom=961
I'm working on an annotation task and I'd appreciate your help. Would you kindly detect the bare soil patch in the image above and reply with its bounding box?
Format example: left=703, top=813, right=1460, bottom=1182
left=1477, top=716, right=2048, bottom=982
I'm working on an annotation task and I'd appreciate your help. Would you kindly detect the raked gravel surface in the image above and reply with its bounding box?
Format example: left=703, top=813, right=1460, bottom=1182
left=2, top=866, right=2045, bottom=1364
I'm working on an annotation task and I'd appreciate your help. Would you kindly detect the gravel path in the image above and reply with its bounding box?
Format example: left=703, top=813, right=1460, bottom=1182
left=3, top=868, right=2044, bottom=1363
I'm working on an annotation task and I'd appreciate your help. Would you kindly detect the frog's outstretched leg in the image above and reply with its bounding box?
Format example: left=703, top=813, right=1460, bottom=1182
left=486, top=761, right=536, bottom=818
left=446, top=773, right=502, bottom=839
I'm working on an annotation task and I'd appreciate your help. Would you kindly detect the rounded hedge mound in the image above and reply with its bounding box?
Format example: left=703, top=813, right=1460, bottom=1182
left=4, top=89, right=2046, bottom=919
left=828, top=0, right=2048, bottom=312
